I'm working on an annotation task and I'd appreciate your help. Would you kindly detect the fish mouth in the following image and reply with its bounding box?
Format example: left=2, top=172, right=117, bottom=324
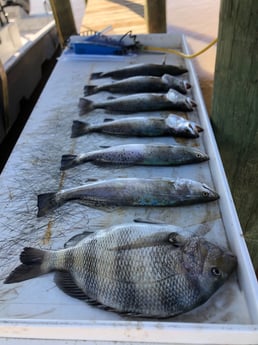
left=187, top=123, right=204, bottom=138
left=186, top=98, right=197, bottom=110
left=202, top=184, right=220, bottom=200
left=195, top=124, right=204, bottom=133
left=186, top=124, right=200, bottom=138
left=199, top=153, right=209, bottom=162
left=184, top=81, right=191, bottom=90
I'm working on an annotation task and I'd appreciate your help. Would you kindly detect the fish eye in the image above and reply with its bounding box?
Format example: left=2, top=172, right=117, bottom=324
left=196, top=153, right=202, bottom=158
left=211, top=267, right=221, bottom=276
left=202, top=191, right=209, bottom=197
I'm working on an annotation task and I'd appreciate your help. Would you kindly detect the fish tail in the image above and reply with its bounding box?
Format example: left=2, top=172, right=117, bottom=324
left=79, top=97, right=94, bottom=115
left=90, top=72, right=102, bottom=79
left=84, top=85, right=97, bottom=96
left=37, top=192, right=58, bottom=217
left=60, top=154, right=79, bottom=170
left=4, top=247, right=50, bottom=283
left=71, top=120, right=90, bottom=138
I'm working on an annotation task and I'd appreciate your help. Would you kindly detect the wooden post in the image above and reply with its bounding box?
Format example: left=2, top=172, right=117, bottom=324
left=0, top=59, right=9, bottom=132
left=144, top=0, right=166, bottom=33
left=211, top=0, right=258, bottom=269
left=49, top=0, right=77, bottom=48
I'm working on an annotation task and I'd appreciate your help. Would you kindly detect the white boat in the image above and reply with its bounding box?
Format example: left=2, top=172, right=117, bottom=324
left=0, top=0, right=59, bottom=144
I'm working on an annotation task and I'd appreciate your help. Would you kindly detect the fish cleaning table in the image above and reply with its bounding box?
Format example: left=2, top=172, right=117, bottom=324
left=0, top=34, right=257, bottom=344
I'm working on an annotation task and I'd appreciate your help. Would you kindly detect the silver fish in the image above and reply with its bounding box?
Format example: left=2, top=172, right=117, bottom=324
left=4, top=222, right=237, bottom=318
left=79, top=89, right=196, bottom=115
left=60, top=143, right=209, bottom=170
left=84, top=74, right=191, bottom=96
left=71, top=114, right=203, bottom=139
left=91, top=62, right=188, bottom=79
left=37, top=177, right=219, bottom=217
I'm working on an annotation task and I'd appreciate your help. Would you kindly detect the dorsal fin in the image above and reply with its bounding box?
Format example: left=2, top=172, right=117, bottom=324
left=161, top=55, right=167, bottom=65
left=64, top=231, right=94, bottom=248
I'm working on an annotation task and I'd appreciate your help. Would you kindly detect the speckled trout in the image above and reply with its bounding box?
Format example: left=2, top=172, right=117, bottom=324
left=71, top=114, right=203, bottom=139
left=60, top=143, right=209, bottom=170
left=79, top=89, right=196, bottom=115
left=84, top=74, right=191, bottom=96
left=90, top=62, right=188, bottom=79
left=4, top=222, right=236, bottom=318
left=37, top=177, right=219, bottom=217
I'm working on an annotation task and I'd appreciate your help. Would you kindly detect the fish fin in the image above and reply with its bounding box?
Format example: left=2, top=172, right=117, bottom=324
left=78, top=97, right=94, bottom=115
left=107, top=95, right=116, bottom=100
left=64, top=231, right=94, bottom=248
left=167, top=232, right=186, bottom=247
left=98, top=145, right=110, bottom=148
left=161, top=55, right=167, bottom=65
left=71, top=120, right=90, bottom=138
left=4, top=247, right=49, bottom=283
left=85, top=178, right=99, bottom=183
left=54, top=271, right=89, bottom=301
left=60, top=154, right=78, bottom=170
left=133, top=217, right=167, bottom=224
left=90, top=72, right=102, bottom=79
left=103, top=118, right=114, bottom=122
left=37, top=192, right=58, bottom=217
left=84, top=85, right=97, bottom=96
left=108, top=231, right=180, bottom=252
left=55, top=272, right=111, bottom=309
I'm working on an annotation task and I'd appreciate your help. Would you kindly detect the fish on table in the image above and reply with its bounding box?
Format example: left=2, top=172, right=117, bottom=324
left=4, top=222, right=237, bottom=318
left=36, top=177, right=219, bottom=217
left=90, top=62, right=188, bottom=79
left=60, top=143, right=209, bottom=170
left=84, top=74, right=191, bottom=96
left=71, top=114, right=203, bottom=139
left=79, top=89, right=196, bottom=115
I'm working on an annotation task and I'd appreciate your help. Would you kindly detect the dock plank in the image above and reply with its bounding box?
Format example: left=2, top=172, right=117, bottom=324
left=81, top=0, right=147, bottom=34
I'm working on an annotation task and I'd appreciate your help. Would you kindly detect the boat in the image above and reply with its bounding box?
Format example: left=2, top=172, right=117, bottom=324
left=0, top=0, right=59, bottom=147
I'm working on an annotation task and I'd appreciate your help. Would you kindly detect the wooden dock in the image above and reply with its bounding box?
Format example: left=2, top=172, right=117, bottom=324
left=79, top=0, right=217, bottom=115
left=81, top=0, right=147, bottom=35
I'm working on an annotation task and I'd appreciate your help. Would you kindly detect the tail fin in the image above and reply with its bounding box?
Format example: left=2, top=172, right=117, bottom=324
left=84, top=85, right=97, bottom=96
left=71, top=120, right=90, bottom=138
left=79, top=97, right=94, bottom=115
left=60, top=154, right=78, bottom=170
left=37, top=192, right=58, bottom=217
left=90, top=72, right=102, bottom=80
left=4, top=247, right=49, bottom=283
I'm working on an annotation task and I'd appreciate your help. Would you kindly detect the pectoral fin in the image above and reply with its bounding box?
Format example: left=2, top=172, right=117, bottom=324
left=108, top=231, right=183, bottom=251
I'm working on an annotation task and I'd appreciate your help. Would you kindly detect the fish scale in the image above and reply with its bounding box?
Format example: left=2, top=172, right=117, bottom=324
left=4, top=223, right=237, bottom=318
left=60, top=143, right=209, bottom=170
left=79, top=89, right=196, bottom=115
left=84, top=74, right=191, bottom=96
left=71, top=114, right=203, bottom=139
left=36, top=178, right=219, bottom=217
